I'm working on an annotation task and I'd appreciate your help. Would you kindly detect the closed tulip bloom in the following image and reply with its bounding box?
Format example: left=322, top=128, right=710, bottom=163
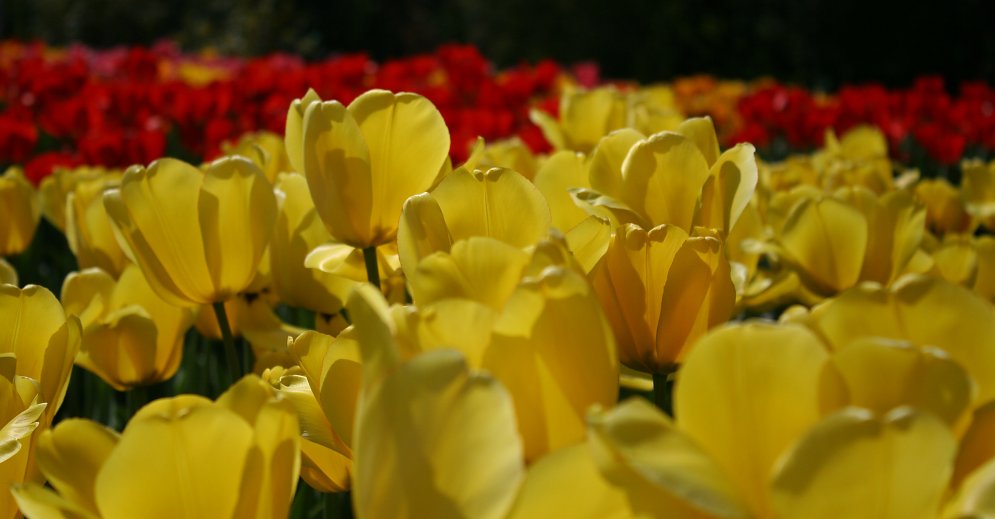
left=103, top=156, right=277, bottom=306
left=0, top=168, right=40, bottom=257
left=298, top=89, right=450, bottom=248
left=592, top=223, right=736, bottom=373
left=65, top=175, right=129, bottom=277
left=0, top=284, right=80, bottom=425
left=39, top=166, right=121, bottom=232
left=12, top=375, right=300, bottom=519
left=61, top=266, right=194, bottom=390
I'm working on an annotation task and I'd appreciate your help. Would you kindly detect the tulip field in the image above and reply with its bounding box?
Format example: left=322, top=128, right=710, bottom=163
left=3, top=40, right=995, bottom=518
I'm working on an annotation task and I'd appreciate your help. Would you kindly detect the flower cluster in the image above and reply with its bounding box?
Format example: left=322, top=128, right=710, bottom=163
left=0, top=41, right=567, bottom=183
left=2, top=46, right=995, bottom=517
left=732, top=77, right=995, bottom=164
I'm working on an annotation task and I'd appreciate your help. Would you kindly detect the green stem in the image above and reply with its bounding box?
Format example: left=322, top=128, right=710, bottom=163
left=212, top=301, right=240, bottom=386
left=362, top=246, right=380, bottom=289
left=126, top=386, right=148, bottom=419
left=652, top=364, right=680, bottom=416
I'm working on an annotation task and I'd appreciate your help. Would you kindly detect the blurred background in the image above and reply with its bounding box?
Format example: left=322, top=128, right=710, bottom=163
left=3, top=0, right=992, bottom=88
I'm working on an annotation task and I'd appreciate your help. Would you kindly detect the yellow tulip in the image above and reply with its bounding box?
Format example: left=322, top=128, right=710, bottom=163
left=222, top=131, right=291, bottom=184
left=532, top=150, right=590, bottom=233
left=268, top=330, right=361, bottom=492
left=12, top=375, right=300, bottom=519
left=297, top=89, right=451, bottom=248
left=476, top=137, right=539, bottom=180
left=530, top=86, right=628, bottom=153
left=396, top=167, right=551, bottom=278
left=61, top=266, right=194, bottom=390
left=0, top=357, right=47, bottom=518
left=813, top=126, right=894, bottom=194
left=0, top=168, right=40, bottom=257
left=961, top=158, right=995, bottom=231
left=772, top=187, right=924, bottom=298
left=64, top=174, right=129, bottom=277
left=346, top=284, right=525, bottom=519
left=915, top=178, right=974, bottom=236
left=39, top=166, right=121, bottom=232
left=0, top=284, right=80, bottom=425
left=591, top=223, right=736, bottom=373
left=270, top=172, right=364, bottom=315
left=103, top=156, right=277, bottom=306
left=801, top=275, right=995, bottom=404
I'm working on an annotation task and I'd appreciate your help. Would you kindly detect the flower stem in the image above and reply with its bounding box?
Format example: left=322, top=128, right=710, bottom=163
left=362, top=246, right=380, bottom=289
left=652, top=364, right=679, bottom=416
left=126, top=386, right=148, bottom=419
left=212, top=301, right=240, bottom=386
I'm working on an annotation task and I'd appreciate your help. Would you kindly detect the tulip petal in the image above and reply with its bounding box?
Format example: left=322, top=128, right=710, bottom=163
left=771, top=407, right=956, bottom=519
left=675, top=322, right=840, bottom=516
left=676, top=117, right=721, bottom=166
left=588, top=398, right=749, bottom=518
left=199, top=156, right=276, bottom=300
left=589, top=128, right=645, bottom=199
left=505, top=443, right=632, bottom=519
left=349, top=90, right=450, bottom=244
left=34, top=419, right=119, bottom=516
left=431, top=167, right=551, bottom=248
left=410, top=237, right=530, bottom=311
left=302, top=100, right=373, bottom=247
left=95, top=403, right=255, bottom=519
left=533, top=150, right=590, bottom=232
left=779, top=197, right=868, bottom=294
left=353, top=349, right=524, bottom=519
left=620, top=132, right=710, bottom=230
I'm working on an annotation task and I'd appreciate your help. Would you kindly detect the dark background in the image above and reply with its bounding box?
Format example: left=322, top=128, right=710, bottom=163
left=2, top=0, right=992, bottom=88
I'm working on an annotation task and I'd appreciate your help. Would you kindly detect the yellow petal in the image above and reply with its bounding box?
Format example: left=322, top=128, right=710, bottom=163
left=675, top=322, right=840, bottom=516
left=0, top=167, right=40, bottom=256
left=95, top=402, right=255, bottom=519
left=707, top=143, right=758, bottom=231
left=10, top=483, right=96, bottom=519
left=348, top=90, right=451, bottom=245
left=779, top=197, right=868, bottom=294
left=0, top=259, right=16, bottom=286
left=60, top=268, right=115, bottom=328
left=284, top=88, right=322, bottom=174
left=588, top=398, right=749, bottom=518
left=564, top=215, right=612, bottom=274
left=410, top=237, right=530, bottom=311
left=431, top=167, right=551, bottom=247
left=620, top=132, right=710, bottom=229
left=771, top=407, right=956, bottom=519
left=302, top=100, right=374, bottom=247
left=65, top=177, right=129, bottom=277
left=560, top=87, right=627, bottom=152
left=953, top=401, right=995, bottom=489
left=505, top=443, right=632, bottom=519
left=199, top=156, right=277, bottom=300
left=353, top=349, right=524, bottom=519
left=533, top=150, right=591, bottom=232
left=676, top=117, right=720, bottom=166
left=347, top=284, right=401, bottom=389
left=485, top=267, right=618, bottom=461
left=587, top=128, right=644, bottom=199
left=106, top=160, right=216, bottom=305
left=829, top=337, right=974, bottom=431
left=529, top=109, right=566, bottom=150
left=34, top=419, right=119, bottom=516
left=397, top=192, right=455, bottom=279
